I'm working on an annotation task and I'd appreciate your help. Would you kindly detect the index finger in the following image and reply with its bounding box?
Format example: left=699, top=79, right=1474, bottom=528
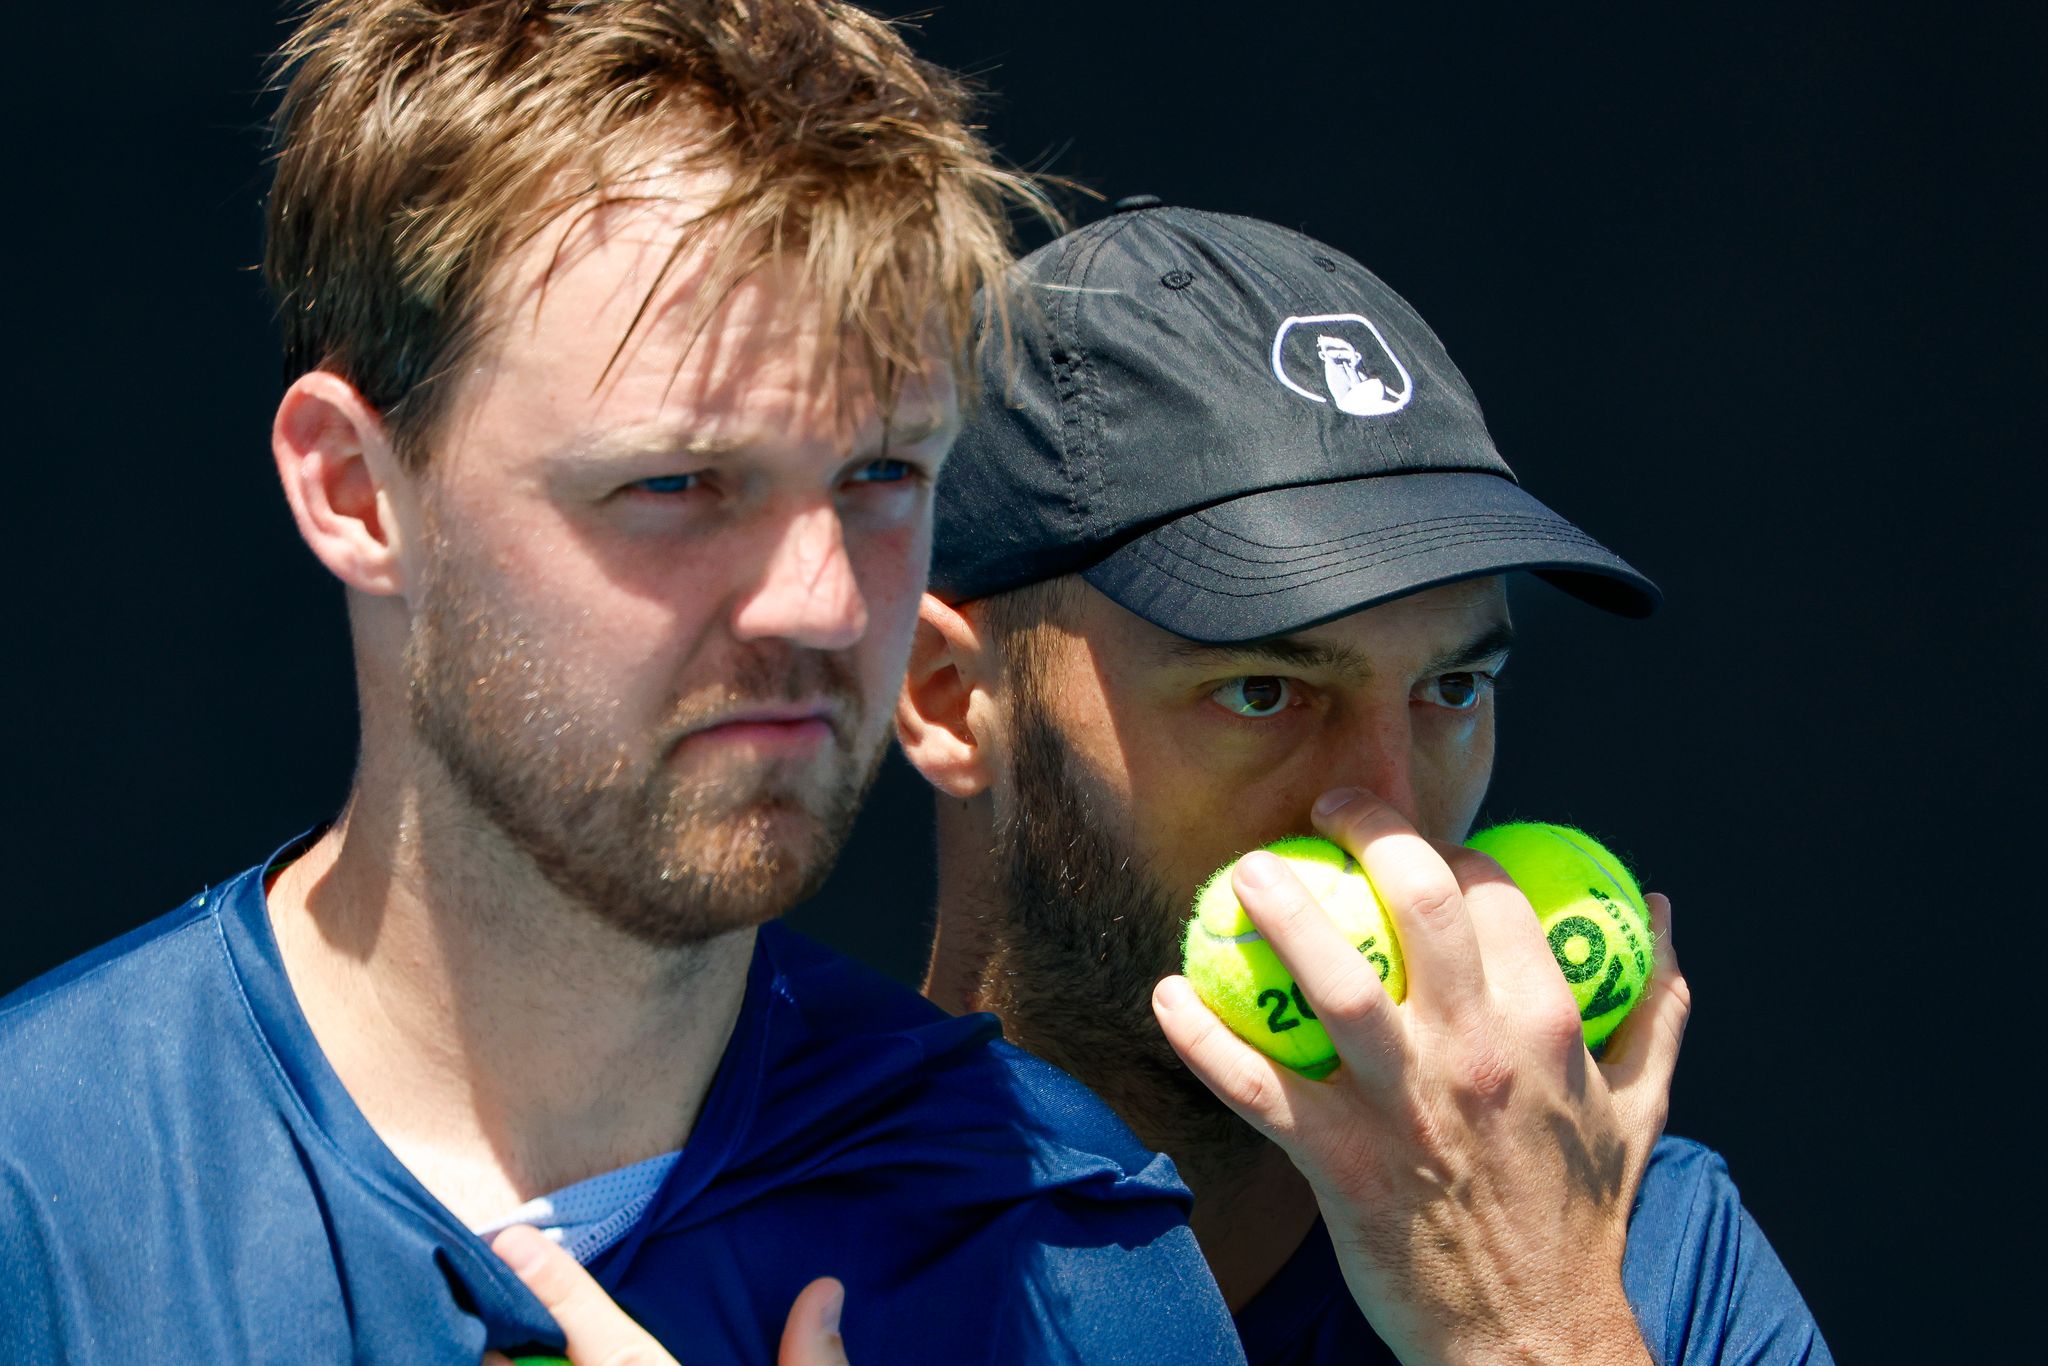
left=1228, top=850, right=1406, bottom=1087
left=492, top=1225, right=676, bottom=1366
left=1312, top=788, right=1488, bottom=1019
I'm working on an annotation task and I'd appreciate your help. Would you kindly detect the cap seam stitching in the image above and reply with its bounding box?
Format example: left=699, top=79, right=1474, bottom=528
left=1182, top=509, right=1591, bottom=556
left=1054, top=214, right=1147, bottom=539
left=1120, top=531, right=1612, bottom=599
left=1044, top=228, right=1093, bottom=540
left=1158, top=528, right=1607, bottom=579
left=1125, top=525, right=1609, bottom=589
left=1191, top=212, right=1296, bottom=299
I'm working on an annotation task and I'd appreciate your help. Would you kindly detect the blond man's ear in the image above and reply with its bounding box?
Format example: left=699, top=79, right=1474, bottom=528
left=270, top=371, right=415, bottom=598
left=895, top=593, right=998, bottom=800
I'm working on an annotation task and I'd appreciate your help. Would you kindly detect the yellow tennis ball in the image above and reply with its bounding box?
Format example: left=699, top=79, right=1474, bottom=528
left=1180, top=836, right=1406, bottom=1079
left=1465, top=822, right=1652, bottom=1049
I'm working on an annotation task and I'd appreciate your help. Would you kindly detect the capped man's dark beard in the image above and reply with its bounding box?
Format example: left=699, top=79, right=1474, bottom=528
left=990, top=695, right=1267, bottom=1166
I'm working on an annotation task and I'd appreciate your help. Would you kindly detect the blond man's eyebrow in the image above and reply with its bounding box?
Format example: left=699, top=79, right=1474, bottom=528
left=882, top=409, right=953, bottom=446
left=559, top=416, right=949, bottom=468
left=559, top=429, right=744, bottom=465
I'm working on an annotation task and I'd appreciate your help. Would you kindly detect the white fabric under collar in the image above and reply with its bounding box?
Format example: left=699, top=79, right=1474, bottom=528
left=472, top=1150, right=680, bottom=1265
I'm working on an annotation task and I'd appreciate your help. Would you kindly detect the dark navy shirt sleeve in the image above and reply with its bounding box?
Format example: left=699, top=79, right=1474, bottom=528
left=1003, top=1199, right=1241, bottom=1363
left=599, top=923, right=1245, bottom=1365
left=1625, top=1139, right=1835, bottom=1366
left=1234, top=1137, right=1831, bottom=1366
left=0, top=864, right=1243, bottom=1364
left=0, top=1163, right=66, bottom=1357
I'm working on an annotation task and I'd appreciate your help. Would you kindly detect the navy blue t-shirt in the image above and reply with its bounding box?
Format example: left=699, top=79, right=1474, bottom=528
left=1233, top=1139, right=1833, bottom=1364
left=0, top=856, right=1243, bottom=1364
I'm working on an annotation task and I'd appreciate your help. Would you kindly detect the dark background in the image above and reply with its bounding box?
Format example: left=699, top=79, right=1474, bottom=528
left=8, top=4, right=2039, bottom=1357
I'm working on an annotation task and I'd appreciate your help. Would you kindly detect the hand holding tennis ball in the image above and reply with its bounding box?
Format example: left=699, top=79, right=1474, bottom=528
left=1180, top=823, right=1652, bottom=1075
left=1464, top=822, right=1653, bottom=1048
left=1180, top=836, right=1406, bottom=1079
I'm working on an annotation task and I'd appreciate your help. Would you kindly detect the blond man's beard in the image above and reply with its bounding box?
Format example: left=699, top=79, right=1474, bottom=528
left=402, top=528, right=883, bottom=948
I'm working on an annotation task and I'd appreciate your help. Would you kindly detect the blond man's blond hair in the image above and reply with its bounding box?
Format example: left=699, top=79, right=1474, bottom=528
left=265, top=0, right=1045, bottom=467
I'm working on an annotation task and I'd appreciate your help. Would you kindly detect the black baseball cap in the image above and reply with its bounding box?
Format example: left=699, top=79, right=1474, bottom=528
left=931, top=201, right=1659, bottom=643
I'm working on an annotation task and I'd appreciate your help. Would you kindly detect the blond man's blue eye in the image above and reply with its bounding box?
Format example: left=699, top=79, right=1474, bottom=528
left=635, top=474, right=698, bottom=494
left=853, top=458, right=913, bottom=483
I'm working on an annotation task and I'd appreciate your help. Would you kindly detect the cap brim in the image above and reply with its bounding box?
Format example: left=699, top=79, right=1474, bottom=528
left=1080, top=471, right=1659, bottom=644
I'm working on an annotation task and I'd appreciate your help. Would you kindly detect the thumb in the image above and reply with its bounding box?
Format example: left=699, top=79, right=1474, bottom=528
left=492, top=1224, right=678, bottom=1365
left=778, top=1277, right=849, bottom=1366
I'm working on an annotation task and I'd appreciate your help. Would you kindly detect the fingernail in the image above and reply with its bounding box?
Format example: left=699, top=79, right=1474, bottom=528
left=1236, top=851, right=1281, bottom=888
left=1314, top=787, right=1363, bottom=816
left=491, top=1225, right=547, bottom=1275
left=1154, top=974, right=1193, bottom=1011
left=823, top=1280, right=845, bottom=1335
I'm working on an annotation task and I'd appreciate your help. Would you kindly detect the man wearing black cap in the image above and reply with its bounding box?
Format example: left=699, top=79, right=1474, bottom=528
left=896, top=203, right=1831, bottom=1363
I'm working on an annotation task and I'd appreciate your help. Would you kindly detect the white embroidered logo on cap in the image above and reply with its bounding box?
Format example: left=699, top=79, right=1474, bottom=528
left=1271, top=313, right=1413, bottom=416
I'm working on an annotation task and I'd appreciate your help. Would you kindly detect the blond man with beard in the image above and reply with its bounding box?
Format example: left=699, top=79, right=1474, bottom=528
left=898, top=203, right=1832, bottom=1364
left=0, top=10, right=1240, bottom=1363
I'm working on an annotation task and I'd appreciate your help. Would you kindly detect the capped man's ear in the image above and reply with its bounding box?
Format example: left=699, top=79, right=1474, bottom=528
left=895, top=593, right=998, bottom=800
left=271, top=371, right=415, bottom=598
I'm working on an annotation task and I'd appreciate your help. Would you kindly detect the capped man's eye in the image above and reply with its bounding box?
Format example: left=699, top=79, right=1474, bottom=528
left=1211, top=676, right=1293, bottom=718
left=1415, top=671, right=1495, bottom=711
